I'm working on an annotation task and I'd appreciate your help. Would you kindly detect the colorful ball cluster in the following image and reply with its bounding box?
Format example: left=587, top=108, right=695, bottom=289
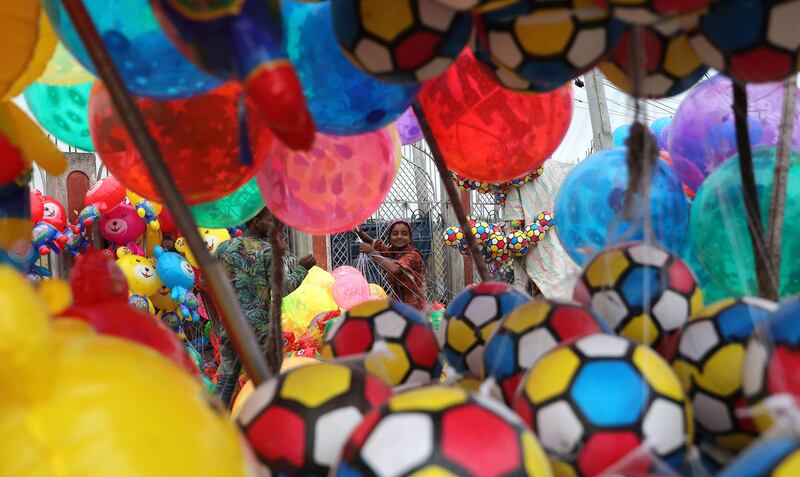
left=743, top=298, right=800, bottom=433
left=331, top=386, right=553, bottom=476
left=514, top=334, right=693, bottom=476
left=438, top=282, right=530, bottom=377
left=476, top=0, right=611, bottom=92
left=483, top=299, right=609, bottom=404
left=672, top=297, right=777, bottom=452
left=526, top=224, right=547, bottom=244
left=469, top=219, right=493, bottom=245
left=443, top=226, right=466, bottom=251
left=237, top=362, right=393, bottom=476
left=574, top=242, right=703, bottom=360
left=331, top=0, right=473, bottom=83
left=507, top=229, right=530, bottom=258
left=686, top=0, right=800, bottom=83
left=322, top=300, right=442, bottom=387
left=599, top=19, right=708, bottom=98
left=486, top=232, right=510, bottom=262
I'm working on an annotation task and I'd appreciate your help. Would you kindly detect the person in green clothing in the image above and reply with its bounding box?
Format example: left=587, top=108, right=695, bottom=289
left=213, top=208, right=316, bottom=406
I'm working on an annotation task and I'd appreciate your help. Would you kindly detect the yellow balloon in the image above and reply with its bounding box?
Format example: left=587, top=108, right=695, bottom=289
left=368, top=283, right=388, bottom=301
left=38, top=42, right=94, bottom=85
left=282, top=283, right=338, bottom=329
left=175, top=237, right=198, bottom=269
left=0, top=268, right=257, bottom=477
left=0, top=3, right=57, bottom=100
left=305, top=266, right=334, bottom=297
left=127, top=189, right=164, bottom=216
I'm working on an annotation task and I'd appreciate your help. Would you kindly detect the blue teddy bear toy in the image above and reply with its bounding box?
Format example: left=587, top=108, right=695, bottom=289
left=153, top=245, right=200, bottom=322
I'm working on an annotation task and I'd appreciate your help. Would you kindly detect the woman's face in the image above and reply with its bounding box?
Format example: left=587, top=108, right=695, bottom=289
left=390, top=224, right=411, bottom=249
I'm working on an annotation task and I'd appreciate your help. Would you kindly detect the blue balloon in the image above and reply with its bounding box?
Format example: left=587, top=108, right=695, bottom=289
left=555, top=148, right=689, bottom=265
left=718, top=436, right=800, bottom=477
left=43, top=0, right=222, bottom=99
left=282, top=0, right=419, bottom=135
left=612, top=124, right=630, bottom=147
left=650, top=117, right=672, bottom=150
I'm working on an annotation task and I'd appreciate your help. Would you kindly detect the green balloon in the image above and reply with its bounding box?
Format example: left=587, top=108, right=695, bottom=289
left=23, top=80, right=94, bottom=151
left=189, top=177, right=264, bottom=228
left=691, top=147, right=800, bottom=298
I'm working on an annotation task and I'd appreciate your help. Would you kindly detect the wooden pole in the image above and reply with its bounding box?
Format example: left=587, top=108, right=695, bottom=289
left=267, top=216, right=286, bottom=375
left=766, top=74, right=797, bottom=294
left=412, top=102, right=491, bottom=282
left=732, top=81, right=778, bottom=300
left=62, top=0, right=273, bottom=385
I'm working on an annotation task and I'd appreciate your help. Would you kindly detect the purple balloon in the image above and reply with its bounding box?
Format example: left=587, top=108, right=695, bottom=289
left=396, top=107, right=423, bottom=145
left=657, top=126, right=669, bottom=151
left=669, top=75, right=800, bottom=192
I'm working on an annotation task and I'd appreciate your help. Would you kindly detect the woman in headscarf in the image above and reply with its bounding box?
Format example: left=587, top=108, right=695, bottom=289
left=355, top=220, right=426, bottom=310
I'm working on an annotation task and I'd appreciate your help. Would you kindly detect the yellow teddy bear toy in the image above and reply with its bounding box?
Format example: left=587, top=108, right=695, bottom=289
left=175, top=228, right=231, bottom=269
left=0, top=265, right=261, bottom=477
left=116, top=247, right=160, bottom=314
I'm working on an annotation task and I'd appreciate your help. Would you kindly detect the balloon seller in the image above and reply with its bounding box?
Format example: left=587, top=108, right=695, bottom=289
left=355, top=220, right=426, bottom=310
left=213, top=208, right=317, bottom=406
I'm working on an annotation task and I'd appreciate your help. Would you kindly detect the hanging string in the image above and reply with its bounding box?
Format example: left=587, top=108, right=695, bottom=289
left=267, top=215, right=286, bottom=374
left=732, top=81, right=779, bottom=300
left=412, top=101, right=491, bottom=282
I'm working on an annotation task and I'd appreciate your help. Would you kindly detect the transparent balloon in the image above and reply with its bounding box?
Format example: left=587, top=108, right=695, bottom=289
left=257, top=127, right=398, bottom=234
left=555, top=148, right=689, bottom=265
left=669, top=75, right=800, bottom=192
left=43, top=0, right=222, bottom=99
left=282, top=0, right=419, bottom=134
left=189, top=177, right=264, bottom=229
left=24, top=81, right=94, bottom=151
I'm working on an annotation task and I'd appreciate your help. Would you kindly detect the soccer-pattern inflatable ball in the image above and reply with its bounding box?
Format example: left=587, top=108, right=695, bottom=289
left=672, top=297, right=777, bottom=451
left=574, top=242, right=703, bottom=360
left=439, top=281, right=530, bottom=377
left=592, top=0, right=712, bottom=25
left=483, top=299, right=610, bottom=404
left=599, top=18, right=708, bottom=98
left=686, top=0, right=800, bottom=83
left=526, top=224, right=547, bottom=244
left=507, top=229, right=530, bottom=257
left=332, top=0, right=473, bottom=83
left=536, top=210, right=554, bottom=231
left=331, top=386, right=553, bottom=476
left=238, top=362, right=393, bottom=476
left=514, top=334, right=693, bottom=476
left=443, top=226, right=467, bottom=253
left=718, top=436, right=800, bottom=477
left=433, top=0, right=523, bottom=11
left=476, top=0, right=611, bottom=92
left=470, top=220, right=493, bottom=245
left=486, top=232, right=508, bottom=255
left=323, top=299, right=443, bottom=387
left=743, top=298, right=800, bottom=433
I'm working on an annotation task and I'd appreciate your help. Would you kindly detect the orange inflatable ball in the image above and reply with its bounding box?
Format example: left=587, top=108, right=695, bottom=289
left=418, top=48, right=572, bottom=183
left=88, top=81, right=276, bottom=205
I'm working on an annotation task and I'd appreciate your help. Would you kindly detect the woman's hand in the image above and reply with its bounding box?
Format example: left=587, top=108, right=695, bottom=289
left=359, top=242, right=375, bottom=255
left=353, top=228, right=374, bottom=244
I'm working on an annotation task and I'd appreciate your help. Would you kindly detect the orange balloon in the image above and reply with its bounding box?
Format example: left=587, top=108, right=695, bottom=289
left=89, top=82, right=275, bottom=205
left=418, top=49, right=573, bottom=183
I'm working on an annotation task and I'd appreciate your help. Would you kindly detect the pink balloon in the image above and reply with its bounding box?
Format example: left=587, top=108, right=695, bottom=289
left=333, top=273, right=370, bottom=310
left=332, top=266, right=361, bottom=280
left=257, top=128, right=397, bottom=234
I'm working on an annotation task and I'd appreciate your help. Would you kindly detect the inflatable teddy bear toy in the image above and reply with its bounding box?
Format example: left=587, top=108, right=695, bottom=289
left=32, top=190, right=67, bottom=230
left=127, top=189, right=162, bottom=231
left=116, top=247, right=160, bottom=314
left=0, top=265, right=261, bottom=477
left=32, top=220, right=68, bottom=255
left=76, top=204, right=103, bottom=233
left=153, top=246, right=201, bottom=322
left=84, top=176, right=126, bottom=212
left=175, top=228, right=231, bottom=269
left=100, top=203, right=146, bottom=256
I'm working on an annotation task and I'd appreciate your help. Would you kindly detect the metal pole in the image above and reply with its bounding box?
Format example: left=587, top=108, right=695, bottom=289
left=766, top=74, right=797, bottom=291
left=62, top=0, right=272, bottom=384
left=412, top=102, right=491, bottom=282
left=584, top=69, right=614, bottom=152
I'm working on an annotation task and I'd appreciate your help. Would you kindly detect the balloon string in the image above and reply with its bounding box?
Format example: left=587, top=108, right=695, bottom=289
left=267, top=215, right=286, bottom=374
left=61, top=0, right=273, bottom=385
left=412, top=101, right=491, bottom=282
left=732, top=81, right=779, bottom=300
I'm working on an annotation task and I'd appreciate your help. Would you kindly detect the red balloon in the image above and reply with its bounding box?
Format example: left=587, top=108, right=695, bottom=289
left=30, top=190, right=43, bottom=225
left=89, top=82, right=276, bottom=205
left=418, top=49, right=573, bottom=183
left=85, top=176, right=126, bottom=212
left=70, top=250, right=129, bottom=306
left=158, top=207, right=177, bottom=235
